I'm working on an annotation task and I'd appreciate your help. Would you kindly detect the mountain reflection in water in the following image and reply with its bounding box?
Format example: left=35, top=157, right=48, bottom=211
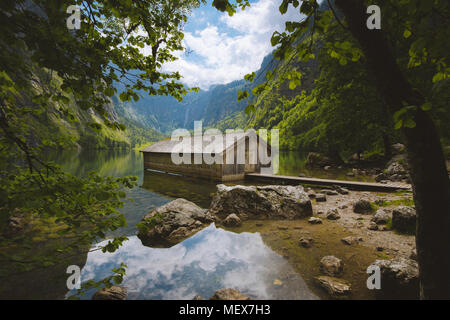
left=75, top=224, right=318, bottom=300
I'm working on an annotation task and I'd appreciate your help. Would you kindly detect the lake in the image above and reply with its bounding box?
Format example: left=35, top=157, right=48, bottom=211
left=0, top=149, right=375, bottom=300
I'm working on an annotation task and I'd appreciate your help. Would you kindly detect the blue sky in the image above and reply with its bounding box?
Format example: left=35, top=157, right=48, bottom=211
left=160, top=0, right=304, bottom=90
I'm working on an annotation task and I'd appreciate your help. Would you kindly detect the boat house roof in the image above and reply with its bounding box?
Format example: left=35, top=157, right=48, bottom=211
left=140, top=131, right=268, bottom=154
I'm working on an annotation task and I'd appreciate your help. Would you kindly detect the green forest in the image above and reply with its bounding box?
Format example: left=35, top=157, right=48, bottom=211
left=0, top=0, right=449, bottom=301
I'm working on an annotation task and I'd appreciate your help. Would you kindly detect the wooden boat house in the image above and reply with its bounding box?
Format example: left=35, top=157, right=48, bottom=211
left=140, top=131, right=272, bottom=181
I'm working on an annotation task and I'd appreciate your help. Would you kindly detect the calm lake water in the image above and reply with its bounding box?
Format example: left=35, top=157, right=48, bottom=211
left=2, top=149, right=372, bottom=300
left=56, top=149, right=319, bottom=299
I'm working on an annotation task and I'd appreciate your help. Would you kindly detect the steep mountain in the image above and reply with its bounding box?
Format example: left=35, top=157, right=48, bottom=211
left=116, top=52, right=276, bottom=134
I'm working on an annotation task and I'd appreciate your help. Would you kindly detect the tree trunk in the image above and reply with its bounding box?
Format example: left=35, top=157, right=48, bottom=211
left=335, top=0, right=450, bottom=299
left=383, top=134, right=392, bottom=160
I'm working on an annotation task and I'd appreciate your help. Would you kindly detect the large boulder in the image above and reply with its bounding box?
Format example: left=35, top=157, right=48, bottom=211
left=373, top=258, right=419, bottom=299
left=92, top=286, right=127, bottom=300
left=371, top=209, right=391, bottom=225
left=137, top=198, right=215, bottom=247
left=209, top=184, right=312, bottom=220
left=392, top=206, right=416, bottom=233
left=385, top=161, right=407, bottom=176
left=314, top=276, right=351, bottom=299
left=209, top=288, right=251, bottom=300
left=353, top=199, right=374, bottom=214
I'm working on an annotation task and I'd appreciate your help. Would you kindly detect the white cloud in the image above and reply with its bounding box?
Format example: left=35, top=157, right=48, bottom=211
left=162, top=0, right=302, bottom=90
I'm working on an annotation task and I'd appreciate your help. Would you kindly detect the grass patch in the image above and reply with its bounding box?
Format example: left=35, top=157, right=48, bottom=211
left=372, top=197, right=414, bottom=210
left=386, top=217, right=392, bottom=229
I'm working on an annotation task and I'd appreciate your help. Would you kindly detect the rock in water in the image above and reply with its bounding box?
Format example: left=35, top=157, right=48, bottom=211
left=92, top=286, right=127, bottom=300
left=209, top=288, right=251, bottom=300
left=373, top=258, right=419, bottom=299
left=320, top=256, right=344, bottom=277
left=137, top=198, right=215, bottom=247
left=315, top=276, right=351, bottom=299
left=222, top=214, right=242, bottom=227
left=353, top=199, right=373, bottom=214
left=299, top=235, right=313, bottom=248
left=392, top=206, right=416, bottom=233
left=208, top=184, right=312, bottom=220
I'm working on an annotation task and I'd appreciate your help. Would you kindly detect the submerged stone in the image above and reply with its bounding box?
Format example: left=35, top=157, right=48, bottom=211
left=222, top=213, right=242, bottom=227
left=320, top=256, right=344, bottom=277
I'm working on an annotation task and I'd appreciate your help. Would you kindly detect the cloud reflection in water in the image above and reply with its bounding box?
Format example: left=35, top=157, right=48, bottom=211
left=78, top=224, right=318, bottom=300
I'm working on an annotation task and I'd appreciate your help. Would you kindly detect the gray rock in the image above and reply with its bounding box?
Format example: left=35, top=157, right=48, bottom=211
left=192, top=295, right=205, bottom=300
left=320, top=256, right=343, bottom=277
left=208, top=184, right=312, bottom=220
left=373, top=258, right=419, bottom=299
left=385, top=161, right=406, bottom=176
left=392, top=206, right=416, bottom=233
left=326, top=209, right=341, bottom=220
left=315, top=193, right=327, bottom=202
left=308, top=217, right=322, bottom=225
left=222, top=214, right=242, bottom=227
left=353, top=199, right=373, bottom=214
left=137, top=198, right=215, bottom=247
left=92, top=286, right=127, bottom=300
left=307, top=191, right=316, bottom=199
left=209, top=288, right=251, bottom=300
left=315, top=276, right=351, bottom=299
left=372, top=209, right=391, bottom=225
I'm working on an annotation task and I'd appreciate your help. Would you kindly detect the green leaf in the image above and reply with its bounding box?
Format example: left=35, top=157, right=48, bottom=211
left=403, top=30, right=412, bottom=39
left=244, top=72, right=256, bottom=82
left=421, top=102, right=432, bottom=111
left=279, top=1, right=288, bottom=14
left=394, top=119, right=403, bottom=130
left=245, top=104, right=256, bottom=115
left=237, top=90, right=249, bottom=102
